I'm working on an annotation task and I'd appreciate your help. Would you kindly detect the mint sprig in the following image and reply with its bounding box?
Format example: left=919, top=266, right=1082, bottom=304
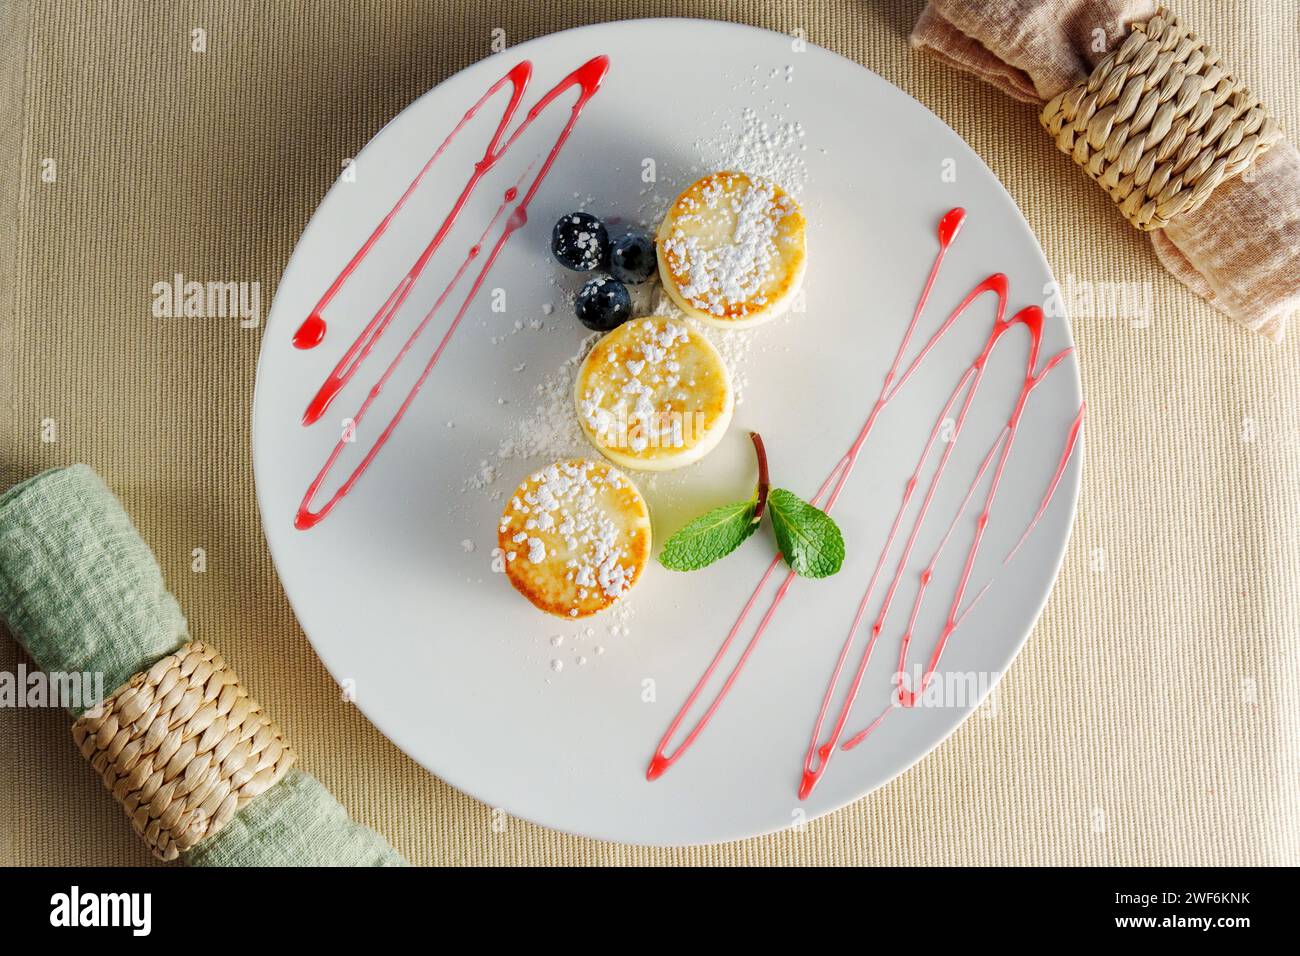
left=658, top=499, right=759, bottom=570
left=657, top=432, right=845, bottom=578
left=767, top=488, right=845, bottom=578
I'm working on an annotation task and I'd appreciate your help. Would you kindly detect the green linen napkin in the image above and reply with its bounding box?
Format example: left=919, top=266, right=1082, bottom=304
left=0, top=464, right=406, bottom=866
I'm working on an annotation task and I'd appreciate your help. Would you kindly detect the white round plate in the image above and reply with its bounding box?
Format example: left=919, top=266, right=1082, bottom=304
left=254, top=18, right=1081, bottom=845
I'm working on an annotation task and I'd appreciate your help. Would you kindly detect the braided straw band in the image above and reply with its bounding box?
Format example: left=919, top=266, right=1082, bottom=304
left=71, top=641, right=295, bottom=861
left=1040, top=7, right=1280, bottom=231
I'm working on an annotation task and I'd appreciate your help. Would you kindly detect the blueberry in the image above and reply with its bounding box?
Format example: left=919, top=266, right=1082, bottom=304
left=575, top=276, right=632, bottom=331
left=609, top=231, right=657, bottom=284
left=551, top=212, right=609, bottom=272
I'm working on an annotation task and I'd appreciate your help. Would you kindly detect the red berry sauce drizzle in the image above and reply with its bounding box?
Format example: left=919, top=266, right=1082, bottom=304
left=290, top=56, right=610, bottom=530
left=645, top=208, right=1085, bottom=799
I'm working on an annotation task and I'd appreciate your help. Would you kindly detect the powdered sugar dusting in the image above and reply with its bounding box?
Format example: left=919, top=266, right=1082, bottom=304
left=469, top=334, right=599, bottom=493
left=694, top=104, right=807, bottom=195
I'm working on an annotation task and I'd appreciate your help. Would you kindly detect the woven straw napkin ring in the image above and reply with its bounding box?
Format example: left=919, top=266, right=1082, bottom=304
left=1041, top=7, right=1280, bottom=231
left=71, top=641, right=295, bottom=861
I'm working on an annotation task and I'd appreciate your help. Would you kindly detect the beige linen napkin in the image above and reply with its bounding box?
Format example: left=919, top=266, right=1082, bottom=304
left=912, top=0, right=1300, bottom=341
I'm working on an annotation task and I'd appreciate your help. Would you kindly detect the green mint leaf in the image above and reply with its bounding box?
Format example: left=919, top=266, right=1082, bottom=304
left=767, top=488, right=845, bottom=578
left=659, top=499, right=759, bottom=571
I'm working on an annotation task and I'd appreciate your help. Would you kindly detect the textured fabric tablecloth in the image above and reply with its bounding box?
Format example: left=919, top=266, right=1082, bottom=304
left=2, top=0, right=1297, bottom=866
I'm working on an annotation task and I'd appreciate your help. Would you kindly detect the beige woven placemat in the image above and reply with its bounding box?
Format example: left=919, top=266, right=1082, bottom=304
left=2, top=0, right=1298, bottom=866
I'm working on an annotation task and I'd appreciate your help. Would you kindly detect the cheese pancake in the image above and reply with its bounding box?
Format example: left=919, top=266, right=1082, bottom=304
left=575, top=315, right=733, bottom=472
left=655, top=171, right=806, bottom=328
left=496, top=459, right=651, bottom=618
